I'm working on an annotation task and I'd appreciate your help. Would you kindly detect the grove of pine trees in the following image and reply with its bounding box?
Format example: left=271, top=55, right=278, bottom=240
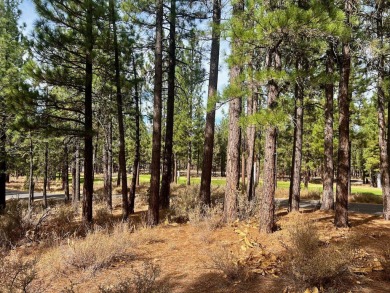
left=2, top=0, right=390, bottom=234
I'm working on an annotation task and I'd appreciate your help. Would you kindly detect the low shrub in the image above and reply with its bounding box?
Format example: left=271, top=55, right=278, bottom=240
left=62, top=224, right=134, bottom=273
left=207, top=247, right=249, bottom=282
left=98, top=261, right=170, bottom=293
left=0, top=200, right=32, bottom=248
left=285, top=215, right=352, bottom=289
left=0, top=252, right=39, bottom=293
left=94, top=205, right=115, bottom=228
left=350, top=193, right=383, bottom=204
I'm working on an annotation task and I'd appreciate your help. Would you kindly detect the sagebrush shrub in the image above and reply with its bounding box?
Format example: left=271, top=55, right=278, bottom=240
left=285, top=215, right=351, bottom=289
left=0, top=200, right=31, bottom=248
left=0, top=252, right=38, bottom=293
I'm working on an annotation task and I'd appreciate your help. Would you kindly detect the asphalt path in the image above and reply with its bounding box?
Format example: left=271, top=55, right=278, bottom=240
left=276, top=199, right=383, bottom=216
left=6, top=189, right=66, bottom=201
left=5, top=189, right=384, bottom=216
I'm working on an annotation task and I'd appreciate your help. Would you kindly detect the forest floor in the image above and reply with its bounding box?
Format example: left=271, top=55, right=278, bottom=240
left=1, top=178, right=390, bottom=293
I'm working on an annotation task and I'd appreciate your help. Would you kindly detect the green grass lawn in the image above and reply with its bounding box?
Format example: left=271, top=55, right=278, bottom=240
left=134, top=174, right=382, bottom=197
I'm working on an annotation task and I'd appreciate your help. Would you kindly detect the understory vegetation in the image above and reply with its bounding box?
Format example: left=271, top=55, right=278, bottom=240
left=0, top=183, right=389, bottom=293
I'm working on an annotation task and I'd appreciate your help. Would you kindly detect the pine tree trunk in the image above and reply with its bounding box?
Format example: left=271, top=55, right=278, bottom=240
left=117, top=166, right=121, bottom=187
left=376, top=6, right=390, bottom=220
left=82, top=2, right=94, bottom=223
left=136, top=162, right=140, bottom=187
left=0, top=115, right=6, bottom=210
left=107, top=126, right=112, bottom=207
left=76, top=139, right=81, bottom=202
left=187, top=144, right=191, bottom=186
left=72, top=144, right=76, bottom=202
left=28, top=134, right=34, bottom=210
left=129, top=56, right=141, bottom=214
left=289, top=60, right=304, bottom=212
left=148, top=0, right=163, bottom=226
left=43, top=142, right=48, bottom=208
left=241, top=139, right=245, bottom=188
left=174, top=155, right=178, bottom=184
left=64, top=144, right=70, bottom=202
left=224, top=0, right=243, bottom=223
left=110, top=0, right=129, bottom=219
left=335, top=0, right=352, bottom=228
left=259, top=48, right=281, bottom=233
left=104, top=121, right=113, bottom=209
left=322, top=44, right=335, bottom=210
left=199, top=0, right=221, bottom=206
left=160, top=0, right=176, bottom=209
left=246, top=77, right=257, bottom=201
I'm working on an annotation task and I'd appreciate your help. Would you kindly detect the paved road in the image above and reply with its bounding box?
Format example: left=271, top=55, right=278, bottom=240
left=5, top=190, right=384, bottom=216
left=276, top=199, right=383, bottom=216
left=6, top=189, right=66, bottom=201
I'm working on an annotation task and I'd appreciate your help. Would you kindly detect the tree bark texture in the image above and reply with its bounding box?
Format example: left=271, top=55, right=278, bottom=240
left=376, top=6, right=390, bottom=220
left=148, top=0, right=163, bottom=226
left=43, top=142, right=48, bottom=208
left=64, top=144, right=70, bottom=202
left=246, top=74, right=257, bottom=201
left=259, top=48, right=280, bottom=234
left=0, top=115, right=6, bottom=210
left=82, top=1, right=94, bottom=223
left=335, top=0, right=351, bottom=228
left=104, top=122, right=113, bottom=209
left=129, top=56, right=141, bottom=214
left=321, top=44, right=335, bottom=210
left=110, top=0, right=129, bottom=219
left=28, top=134, right=34, bottom=209
left=289, top=60, right=304, bottom=212
left=223, top=0, right=243, bottom=223
left=160, top=0, right=176, bottom=209
left=199, top=0, right=221, bottom=206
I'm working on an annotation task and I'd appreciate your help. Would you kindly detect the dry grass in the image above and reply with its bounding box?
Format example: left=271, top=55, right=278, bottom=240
left=98, top=261, right=171, bottom=293
left=3, top=181, right=390, bottom=293
left=284, top=214, right=353, bottom=290
left=206, top=246, right=250, bottom=283
left=350, top=193, right=383, bottom=204
left=0, top=200, right=32, bottom=248
left=0, top=252, right=39, bottom=293
left=40, top=223, right=135, bottom=274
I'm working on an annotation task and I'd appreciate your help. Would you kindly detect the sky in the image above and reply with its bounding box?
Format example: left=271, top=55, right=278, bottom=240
left=17, top=0, right=229, bottom=121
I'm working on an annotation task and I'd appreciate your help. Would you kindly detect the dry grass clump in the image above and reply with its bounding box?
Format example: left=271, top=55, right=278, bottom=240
left=302, top=190, right=321, bottom=200
left=284, top=215, right=352, bottom=290
left=188, top=203, right=223, bottom=231
left=0, top=252, right=39, bottom=293
left=58, top=224, right=134, bottom=273
left=0, top=200, right=32, bottom=248
left=98, top=262, right=171, bottom=293
left=33, top=204, right=85, bottom=246
left=170, top=185, right=200, bottom=221
left=207, top=246, right=250, bottom=283
left=350, top=193, right=382, bottom=204
left=237, top=193, right=259, bottom=220
left=169, top=185, right=223, bottom=230
left=94, top=205, right=115, bottom=228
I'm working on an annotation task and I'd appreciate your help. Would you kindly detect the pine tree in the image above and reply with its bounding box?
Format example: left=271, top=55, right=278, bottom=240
left=199, top=0, right=221, bottom=207
left=148, top=0, right=164, bottom=226
left=224, top=0, right=244, bottom=223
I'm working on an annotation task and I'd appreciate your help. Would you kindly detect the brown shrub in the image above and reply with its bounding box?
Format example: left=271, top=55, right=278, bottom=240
left=42, top=223, right=134, bottom=274
left=98, top=262, right=171, bottom=293
left=0, top=252, right=39, bottom=293
left=350, top=193, right=383, bottom=204
left=285, top=215, right=352, bottom=289
left=0, top=200, right=32, bottom=248
left=207, top=247, right=249, bottom=282
left=94, top=205, right=115, bottom=228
